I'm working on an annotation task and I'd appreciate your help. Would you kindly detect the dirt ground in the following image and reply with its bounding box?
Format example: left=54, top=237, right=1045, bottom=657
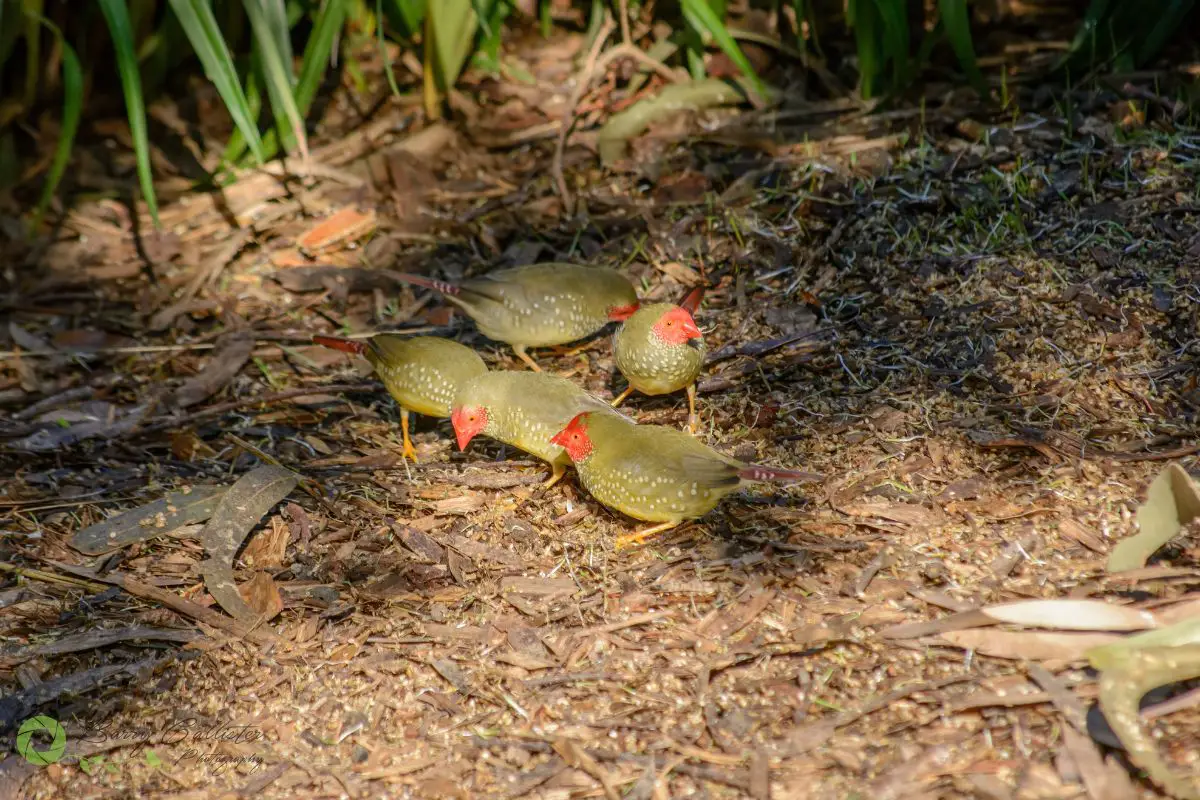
left=2, top=30, right=1200, bottom=800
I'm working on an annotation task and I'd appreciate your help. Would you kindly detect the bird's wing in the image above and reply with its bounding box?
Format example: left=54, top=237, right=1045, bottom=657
left=610, top=434, right=740, bottom=499
left=366, top=335, right=413, bottom=367
left=457, top=275, right=513, bottom=305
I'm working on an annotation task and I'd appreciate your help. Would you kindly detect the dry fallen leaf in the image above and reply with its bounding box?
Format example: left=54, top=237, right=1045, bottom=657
left=238, top=571, right=284, bottom=620
left=1109, top=463, right=1200, bottom=572
left=174, top=332, right=254, bottom=408
left=980, top=599, right=1159, bottom=632
left=69, top=486, right=225, bottom=555
left=199, top=465, right=298, bottom=622
left=297, top=207, right=377, bottom=253
left=939, top=629, right=1123, bottom=662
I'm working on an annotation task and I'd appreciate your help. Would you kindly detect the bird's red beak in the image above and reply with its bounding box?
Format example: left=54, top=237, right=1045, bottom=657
left=451, top=408, right=479, bottom=451
left=679, top=314, right=702, bottom=340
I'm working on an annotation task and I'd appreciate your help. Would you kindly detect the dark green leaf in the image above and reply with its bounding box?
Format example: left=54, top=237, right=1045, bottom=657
left=29, top=14, right=83, bottom=230
left=96, top=0, right=160, bottom=226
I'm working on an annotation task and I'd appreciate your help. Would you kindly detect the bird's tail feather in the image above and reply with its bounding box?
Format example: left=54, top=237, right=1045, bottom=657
left=737, top=465, right=820, bottom=484
left=679, top=284, right=705, bottom=314
left=312, top=335, right=366, bottom=354
left=384, top=271, right=460, bottom=296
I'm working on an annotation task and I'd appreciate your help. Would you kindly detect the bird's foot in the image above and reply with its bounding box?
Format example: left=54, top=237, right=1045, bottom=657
left=541, top=467, right=566, bottom=490
left=610, top=386, right=635, bottom=408
left=400, top=439, right=420, bottom=462
left=686, top=414, right=700, bottom=435
left=514, top=347, right=544, bottom=372
left=615, top=521, right=680, bottom=551
left=549, top=341, right=594, bottom=358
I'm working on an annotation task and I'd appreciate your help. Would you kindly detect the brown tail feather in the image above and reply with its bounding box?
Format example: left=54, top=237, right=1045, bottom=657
left=679, top=284, right=706, bottom=314
left=737, top=465, right=821, bottom=484
left=312, top=335, right=366, bottom=354
left=385, top=270, right=460, bottom=296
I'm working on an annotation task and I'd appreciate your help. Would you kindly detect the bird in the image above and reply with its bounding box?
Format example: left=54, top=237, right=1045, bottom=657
left=611, top=284, right=706, bottom=433
left=549, top=411, right=815, bottom=548
left=384, top=263, right=640, bottom=372
left=313, top=334, right=486, bottom=461
left=450, top=371, right=628, bottom=489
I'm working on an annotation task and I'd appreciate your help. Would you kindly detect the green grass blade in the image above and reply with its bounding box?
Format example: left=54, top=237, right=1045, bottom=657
left=242, top=0, right=345, bottom=161
left=428, top=0, right=479, bottom=91
left=680, top=0, right=768, bottom=101
left=874, top=0, right=909, bottom=89
left=29, top=14, right=82, bottom=230
left=168, top=0, right=267, bottom=164
left=243, top=0, right=309, bottom=161
left=294, top=0, right=347, bottom=116
left=938, top=0, right=985, bottom=94
left=377, top=0, right=401, bottom=97
left=789, top=0, right=822, bottom=55
left=261, top=0, right=295, bottom=84
left=21, top=0, right=43, bottom=110
left=96, top=0, right=159, bottom=226
left=384, top=0, right=426, bottom=38
left=223, top=71, right=262, bottom=168
left=1135, top=0, right=1195, bottom=65
left=472, top=0, right=511, bottom=73
left=848, top=0, right=881, bottom=98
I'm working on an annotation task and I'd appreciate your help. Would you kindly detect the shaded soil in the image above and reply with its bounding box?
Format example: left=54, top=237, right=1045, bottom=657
left=2, top=32, right=1200, bottom=800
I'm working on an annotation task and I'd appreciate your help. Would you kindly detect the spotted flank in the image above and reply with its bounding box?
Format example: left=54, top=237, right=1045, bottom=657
left=613, top=302, right=705, bottom=395
left=565, top=413, right=748, bottom=524
left=400, top=263, right=639, bottom=349
left=364, top=335, right=487, bottom=418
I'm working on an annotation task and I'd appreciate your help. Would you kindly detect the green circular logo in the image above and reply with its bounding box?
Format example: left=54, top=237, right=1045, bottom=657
left=16, top=715, right=66, bottom=765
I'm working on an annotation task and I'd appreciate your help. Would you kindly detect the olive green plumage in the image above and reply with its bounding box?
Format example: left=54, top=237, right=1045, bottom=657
left=613, top=302, right=706, bottom=395
left=558, top=412, right=812, bottom=525
left=453, top=371, right=622, bottom=466
left=312, top=333, right=488, bottom=462
left=388, top=263, right=639, bottom=369
left=364, top=335, right=487, bottom=418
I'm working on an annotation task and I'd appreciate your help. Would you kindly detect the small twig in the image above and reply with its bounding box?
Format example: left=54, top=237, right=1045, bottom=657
left=618, top=0, right=632, bottom=46
left=554, top=14, right=616, bottom=214
left=130, top=382, right=377, bottom=437
left=0, top=561, right=111, bottom=593
left=552, top=25, right=686, bottom=214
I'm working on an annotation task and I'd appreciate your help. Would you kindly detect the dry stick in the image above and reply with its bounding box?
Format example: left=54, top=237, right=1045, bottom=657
left=130, top=382, right=377, bottom=437
left=553, top=15, right=616, bottom=214
left=617, top=0, right=631, bottom=46
left=0, top=561, right=110, bottom=593
left=552, top=23, right=686, bottom=214
left=112, top=572, right=278, bottom=645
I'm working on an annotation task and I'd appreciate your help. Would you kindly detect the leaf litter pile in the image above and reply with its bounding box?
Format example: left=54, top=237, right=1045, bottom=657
left=2, top=34, right=1200, bottom=800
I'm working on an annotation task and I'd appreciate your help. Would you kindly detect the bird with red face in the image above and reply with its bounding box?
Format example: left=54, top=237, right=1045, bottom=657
left=385, top=263, right=640, bottom=372
left=610, top=285, right=706, bottom=433
left=550, top=410, right=815, bottom=548
left=313, top=334, right=486, bottom=461
left=450, top=371, right=629, bottom=488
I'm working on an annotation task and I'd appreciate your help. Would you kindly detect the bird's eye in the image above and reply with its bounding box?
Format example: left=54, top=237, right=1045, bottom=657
left=468, top=414, right=476, bottom=422
left=665, top=320, right=674, bottom=326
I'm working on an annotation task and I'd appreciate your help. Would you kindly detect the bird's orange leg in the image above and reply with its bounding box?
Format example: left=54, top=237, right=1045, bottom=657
left=549, top=340, right=596, bottom=358
left=610, top=386, right=635, bottom=408
left=686, top=383, right=699, bottom=435
left=513, top=345, right=543, bottom=373
left=615, top=521, right=680, bottom=551
left=400, top=408, right=419, bottom=462
left=542, top=460, right=566, bottom=489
